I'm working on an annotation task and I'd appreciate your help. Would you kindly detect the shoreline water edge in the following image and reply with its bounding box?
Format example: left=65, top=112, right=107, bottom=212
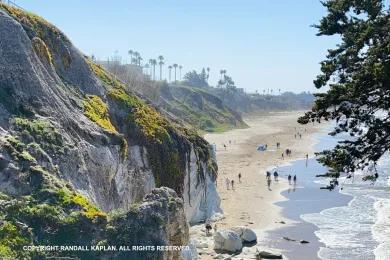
left=262, top=127, right=390, bottom=260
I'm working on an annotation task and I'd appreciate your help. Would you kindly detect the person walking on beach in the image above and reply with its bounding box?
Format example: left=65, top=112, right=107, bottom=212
left=231, top=180, right=235, bottom=190
left=226, top=178, right=230, bottom=190
left=266, top=171, right=271, bottom=180
left=223, top=144, right=227, bottom=150
left=293, top=175, right=297, bottom=184
left=274, top=171, right=278, bottom=181
left=288, top=175, right=292, bottom=185
left=238, top=173, right=242, bottom=183
left=282, top=153, right=284, bottom=160
left=267, top=177, right=272, bottom=190
left=305, top=153, right=309, bottom=167
left=205, top=220, right=212, bottom=236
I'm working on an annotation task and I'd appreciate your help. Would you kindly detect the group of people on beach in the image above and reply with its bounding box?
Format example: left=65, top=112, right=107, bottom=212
left=220, top=140, right=236, bottom=151
left=265, top=170, right=280, bottom=190
left=282, top=148, right=292, bottom=160
left=265, top=169, right=298, bottom=190
left=225, top=173, right=242, bottom=191
left=294, top=127, right=307, bottom=139
left=287, top=174, right=297, bottom=185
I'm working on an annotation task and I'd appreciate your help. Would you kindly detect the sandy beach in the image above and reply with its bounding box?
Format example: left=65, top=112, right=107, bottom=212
left=191, top=111, right=327, bottom=259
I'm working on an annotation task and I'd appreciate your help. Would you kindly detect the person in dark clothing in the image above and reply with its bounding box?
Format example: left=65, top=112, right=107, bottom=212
left=205, top=222, right=212, bottom=235
left=288, top=175, right=292, bottom=185
left=273, top=171, right=278, bottom=181
left=238, top=173, right=242, bottom=183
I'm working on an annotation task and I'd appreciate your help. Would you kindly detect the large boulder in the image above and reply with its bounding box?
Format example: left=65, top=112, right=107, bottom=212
left=231, top=226, right=257, bottom=243
left=213, top=230, right=243, bottom=252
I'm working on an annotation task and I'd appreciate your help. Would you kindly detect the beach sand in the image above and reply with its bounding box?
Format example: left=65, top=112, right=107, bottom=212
left=191, top=111, right=327, bottom=259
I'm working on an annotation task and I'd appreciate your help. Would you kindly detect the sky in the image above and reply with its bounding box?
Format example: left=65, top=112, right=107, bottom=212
left=18, top=0, right=338, bottom=93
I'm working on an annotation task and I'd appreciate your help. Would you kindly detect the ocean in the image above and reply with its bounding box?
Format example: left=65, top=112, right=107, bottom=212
left=259, top=130, right=390, bottom=260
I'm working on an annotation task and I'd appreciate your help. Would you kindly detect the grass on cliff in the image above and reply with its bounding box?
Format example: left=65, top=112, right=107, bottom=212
left=56, top=189, right=107, bottom=220
left=11, top=117, right=64, bottom=154
left=86, top=59, right=169, bottom=143
left=83, top=95, right=117, bottom=133
left=108, top=88, right=169, bottom=143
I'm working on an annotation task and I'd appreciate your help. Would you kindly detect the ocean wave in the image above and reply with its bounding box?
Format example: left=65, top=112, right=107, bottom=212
left=373, top=198, right=390, bottom=260
left=302, top=152, right=390, bottom=260
left=302, top=193, right=377, bottom=259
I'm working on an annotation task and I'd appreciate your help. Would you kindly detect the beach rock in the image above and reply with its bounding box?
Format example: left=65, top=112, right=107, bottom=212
left=256, top=251, right=283, bottom=259
left=282, top=236, right=296, bottom=242
left=231, top=226, right=257, bottom=243
left=196, top=242, right=209, bottom=248
left=213, top=230, right=243, bottom=252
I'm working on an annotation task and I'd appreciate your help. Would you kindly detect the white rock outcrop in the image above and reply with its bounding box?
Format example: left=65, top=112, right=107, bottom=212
left=231, top=226, right=257, bottom=243
left=183, top=147, right=223, bottom=224
left=213, top=230, right=243, bottom=252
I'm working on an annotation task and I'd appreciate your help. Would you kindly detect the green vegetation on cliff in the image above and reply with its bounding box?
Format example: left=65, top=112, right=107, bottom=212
left=108, top=88, right=169, bottom=143
left=161, top=84, right=247, bottom=132
left=85, top=58, right=216, bottom=195
left=83, top=95, right=117, bottom=133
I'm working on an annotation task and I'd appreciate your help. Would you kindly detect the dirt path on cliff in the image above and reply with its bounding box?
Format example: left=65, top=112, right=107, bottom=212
left=190, top=111, right=327, bottom=259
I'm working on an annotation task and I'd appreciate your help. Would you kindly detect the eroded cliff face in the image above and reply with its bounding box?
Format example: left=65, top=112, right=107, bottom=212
left=0, top=4, right=220, bottom=259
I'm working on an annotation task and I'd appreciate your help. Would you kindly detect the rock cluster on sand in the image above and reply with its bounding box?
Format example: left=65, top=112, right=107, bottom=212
left=213, top=226, right=257, bottom=252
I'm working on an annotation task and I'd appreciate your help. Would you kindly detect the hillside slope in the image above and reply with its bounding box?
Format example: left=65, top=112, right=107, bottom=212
left=159, top=85, right=247, bottom=132
left=97, top=62, right=247, bottom=132
left=0, top=4, right=220, bottom=259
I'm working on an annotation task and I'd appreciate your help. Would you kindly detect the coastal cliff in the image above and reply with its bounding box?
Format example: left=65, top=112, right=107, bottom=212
left=0, top=4, right=221, bottom=259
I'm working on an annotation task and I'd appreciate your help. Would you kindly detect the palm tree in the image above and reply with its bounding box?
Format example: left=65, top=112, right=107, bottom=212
left=220, top=69, right=227, bottom=80
left=128, top=49, right=134, bottom=64
left=168, top=65, right=172, bottom=82
left=149, top=59, right=157, bottom=80
left=173, top=64, right=178, bottom=83
left=179, top=65, right=183, bottom=80
left=158, top=55, right=164, bottom=80
left=134, top=51, right=140, bottom=66
left=143, top=63, right=150, bottom=76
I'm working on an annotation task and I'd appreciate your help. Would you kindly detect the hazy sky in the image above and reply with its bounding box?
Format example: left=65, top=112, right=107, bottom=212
left=19, top=0, right=338, bottom=93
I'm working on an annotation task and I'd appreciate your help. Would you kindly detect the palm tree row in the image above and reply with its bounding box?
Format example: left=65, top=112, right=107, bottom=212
left=128, top=50, right=184, bottom=83
left=258, top=88, right=282, bottom=95
left=128, top=49, right=142, bottom=66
